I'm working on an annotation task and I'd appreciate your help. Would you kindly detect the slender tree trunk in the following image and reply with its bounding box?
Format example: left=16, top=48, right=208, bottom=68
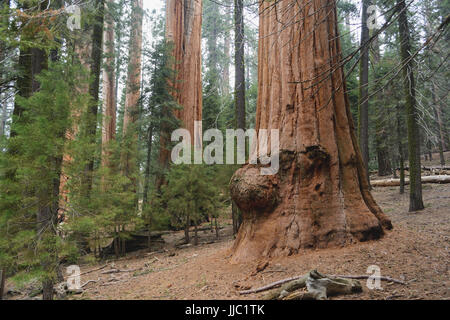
left=0, top=90, right=7, bottom=137
left=223, top=33, right=231, bottom=96
left=143, top=124, right=153, bottom=205
left=194, top=223, right=198, bottom=245
left=101, top=0, right=117, bottom=171
left=234, top=0, right=245, bottom=130
left=397, top=0, right=424, bottom=211
left=185, top=212, right=190, bottom=244
left=114, top=3, right=123, bottom=112
left=426, top=139, right=432, bottom=161
left=432, top=83, right=446, bottom=166
left=121, top=0, right=143, bottom=182
left=372, top=32, right=391, bottom=176
left=229, top=0, right=392, bottom=263
left=0, top=0, right=8, bottom=138
left=358, top=0, right=370, bottom=184
left=83, top=0, right=104, bottom=197
left=215, top=217, right=219, bottom=239
left=11, top=48, right=32, bottom=138
left=0, top=268, right=5, bottom=300
left=396, top=104, right=405, bottom=194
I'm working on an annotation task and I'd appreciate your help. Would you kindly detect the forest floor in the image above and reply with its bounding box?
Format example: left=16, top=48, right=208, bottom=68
left=5, top=152, right=450, bottom=300
left=65, top=183, right=449, bottom=300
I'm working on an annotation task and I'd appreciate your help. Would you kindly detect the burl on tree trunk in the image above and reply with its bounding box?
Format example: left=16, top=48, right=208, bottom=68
left=229, top=0, right=392, bottom=263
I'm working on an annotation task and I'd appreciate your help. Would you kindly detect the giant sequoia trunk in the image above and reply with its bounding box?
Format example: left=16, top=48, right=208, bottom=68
left=358, top=0, right=370, bottom=183
left=234, top=0, right=245, bottom=130
left=159, top=0, right=203, bottom=183
left=229, top=0, right=392, bottom=263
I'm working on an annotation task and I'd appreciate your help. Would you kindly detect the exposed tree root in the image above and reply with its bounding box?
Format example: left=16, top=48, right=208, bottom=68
left=239, top=270, right=407, bottom=300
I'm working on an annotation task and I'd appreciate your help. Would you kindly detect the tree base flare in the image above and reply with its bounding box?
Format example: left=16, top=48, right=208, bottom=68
left=230, top=149, right=392, bottom=263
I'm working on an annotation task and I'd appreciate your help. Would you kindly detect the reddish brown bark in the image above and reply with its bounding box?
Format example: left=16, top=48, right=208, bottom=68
left=58, top=31, right=92, bottom=216
left=101, top=0, right=117, bottom=169
left=229, top=0, right=392, bottom=263
left=122, top=0, right=143, bottom=178
left=159, top=0, right=203, bottom=178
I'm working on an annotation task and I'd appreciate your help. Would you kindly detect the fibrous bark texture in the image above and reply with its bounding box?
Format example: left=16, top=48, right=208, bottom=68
left=397, top=0, right=424, bottom=211
left=229, top=0, right=392, bottom=263
left=162, top=0, right=203, bottom=154
left=122, top=0, right=143, bottom=179
left=358, top=0, right=370, bottom=183
left=101, top=0, right=117, bottom=169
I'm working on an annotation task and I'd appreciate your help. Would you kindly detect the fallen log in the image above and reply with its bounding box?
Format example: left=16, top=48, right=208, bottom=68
left=396, top=166, right=450, bottom=171
left=371, top=175, right=450, bottom=187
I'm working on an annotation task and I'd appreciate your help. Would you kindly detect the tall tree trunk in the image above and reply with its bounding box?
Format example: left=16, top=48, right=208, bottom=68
left=358, top=0, right=370, bottom=183
left=58, top=20, right=93, bottom=217
left=143, top=123, right=153, bottom=205
left=83, top=0, right=104, bottom=197
left=194, top=223, right=198, bottom=245
left=231, top=0, right=245, bottom=234
left=121, top=0, right=143, bottom=182
left=229, top=0, right=392, bottom=263
left=431, top=82, right=446, bottom=166
left=372, top=32, right=392, bottom=176
left=101, top=0, right=117, bottom=171
left=234, top=0, right=245, bottom=130
left=0, top=0, right=9, bottom=138
left=158, top=0, right=203, bottom=188
left=223, top=32, right=231, bottom=96
left=424, top=0, right=446, bottom=165
left=397, top=0, right=424, bottom=211
left=185, top=211, right=190, bottom=244
left=0, top=90, right=7, bottom=137
left=0, top=267, right=5, bottom=300
left=396, top=104, right=405, bottom=194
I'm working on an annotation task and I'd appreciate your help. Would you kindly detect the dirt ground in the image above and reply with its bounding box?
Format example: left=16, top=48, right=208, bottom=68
left=58, top=181, right=449, bottom=300
left=6, top=152, right=448, bottom=300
